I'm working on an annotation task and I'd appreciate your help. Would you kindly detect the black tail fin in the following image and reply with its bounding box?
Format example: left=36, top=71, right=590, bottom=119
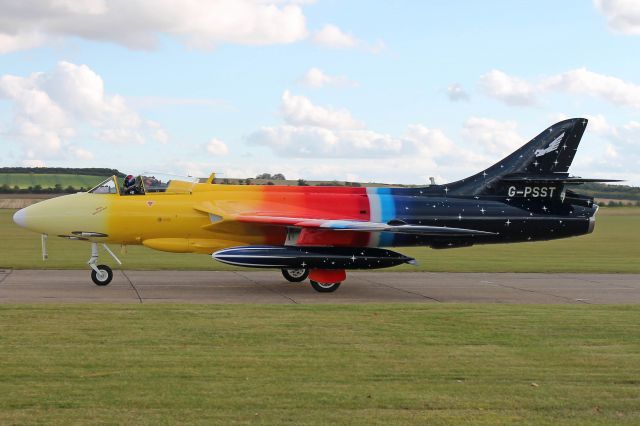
left=448, top=118, right=620, bottom=196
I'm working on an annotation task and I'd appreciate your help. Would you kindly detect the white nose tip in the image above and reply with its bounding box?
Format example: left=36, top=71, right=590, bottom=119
left=13, top=208, right=27, bottom=228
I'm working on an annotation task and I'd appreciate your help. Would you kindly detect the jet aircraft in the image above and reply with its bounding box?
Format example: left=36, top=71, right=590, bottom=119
left=13, top=118, right=619, bottom=292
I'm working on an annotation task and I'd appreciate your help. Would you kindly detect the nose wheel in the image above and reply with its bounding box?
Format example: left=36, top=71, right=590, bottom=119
left=87, top=242, right=121, bottom=286
left=91, top=265, right=113, bottom=286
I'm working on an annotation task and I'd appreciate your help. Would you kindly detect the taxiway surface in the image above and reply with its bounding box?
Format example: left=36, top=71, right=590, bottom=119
left=0, top=270, right=639, bottom=304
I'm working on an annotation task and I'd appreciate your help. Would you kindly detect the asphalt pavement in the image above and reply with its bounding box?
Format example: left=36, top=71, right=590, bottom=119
left=0, top=269, right=639, bottom=304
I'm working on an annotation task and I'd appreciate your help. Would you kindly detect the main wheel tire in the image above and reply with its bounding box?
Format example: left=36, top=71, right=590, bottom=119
left=282, top=268, right=309, bottom=283
left=310, top=280, right=341, bottom=293
left=91, top=264, right=113, bottom=286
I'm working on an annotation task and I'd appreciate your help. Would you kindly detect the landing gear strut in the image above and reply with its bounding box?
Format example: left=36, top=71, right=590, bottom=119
left=88, top=242, right=121, bottom=286
left=281, top=267, right=309, bottom=282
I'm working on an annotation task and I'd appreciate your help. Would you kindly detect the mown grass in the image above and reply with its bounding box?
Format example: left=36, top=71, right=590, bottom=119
left=0, top=173, right=103, bottom=189
left=0, top=304, right=638, bottom=425
left=1, top=207, right=639, bottom=273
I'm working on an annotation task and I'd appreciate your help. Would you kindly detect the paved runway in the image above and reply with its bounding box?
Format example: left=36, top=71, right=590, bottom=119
left=1, top=269, right=639, bottom=304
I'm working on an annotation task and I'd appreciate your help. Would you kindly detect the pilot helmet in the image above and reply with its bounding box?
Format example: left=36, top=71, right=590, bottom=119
left=124, top=175, right=135, bottom=187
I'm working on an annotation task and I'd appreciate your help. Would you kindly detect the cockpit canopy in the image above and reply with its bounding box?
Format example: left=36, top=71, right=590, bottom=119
left=88, top=174, right=198, bottom=195
left=88, top=176, right=118, bottom=194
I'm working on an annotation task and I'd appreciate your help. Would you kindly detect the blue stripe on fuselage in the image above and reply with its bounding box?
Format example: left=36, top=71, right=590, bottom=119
left=376, top=187, right=396, bottom=246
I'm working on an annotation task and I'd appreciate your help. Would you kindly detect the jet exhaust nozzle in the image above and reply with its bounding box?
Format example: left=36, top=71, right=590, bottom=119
left=213, top=246, right=414, bottom=270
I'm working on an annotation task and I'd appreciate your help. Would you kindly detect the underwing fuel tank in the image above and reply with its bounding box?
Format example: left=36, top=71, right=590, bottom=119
left=213, top=246, right=415, bottom=270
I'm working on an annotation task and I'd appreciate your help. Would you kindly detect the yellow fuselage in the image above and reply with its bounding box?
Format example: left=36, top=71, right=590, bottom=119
left=14, top=184, right=278, bottom=253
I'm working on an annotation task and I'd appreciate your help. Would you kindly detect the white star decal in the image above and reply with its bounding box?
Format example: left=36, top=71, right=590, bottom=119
left=480, top=208, right=486, bottom=214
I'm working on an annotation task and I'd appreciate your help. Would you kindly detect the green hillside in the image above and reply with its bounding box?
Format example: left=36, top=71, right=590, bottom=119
left=0, top=167, right=124, bottom=192
left=0, top=173, right=105, bottom=191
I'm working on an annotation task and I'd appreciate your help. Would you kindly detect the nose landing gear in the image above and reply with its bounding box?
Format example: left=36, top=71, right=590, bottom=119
left=88, top=242, right=121, bottom=286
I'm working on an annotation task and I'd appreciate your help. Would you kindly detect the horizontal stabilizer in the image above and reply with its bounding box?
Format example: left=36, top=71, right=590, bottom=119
left=501, top=173, right=623, bottom=184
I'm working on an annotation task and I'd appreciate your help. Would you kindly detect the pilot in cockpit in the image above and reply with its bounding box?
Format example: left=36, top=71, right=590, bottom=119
left=123, top=175, right=140, bottom=195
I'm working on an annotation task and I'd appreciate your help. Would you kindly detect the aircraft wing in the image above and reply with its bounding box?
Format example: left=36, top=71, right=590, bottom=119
left=194, top=202, right=496, bottom=236
left=232, top=214, right=496, bottom=236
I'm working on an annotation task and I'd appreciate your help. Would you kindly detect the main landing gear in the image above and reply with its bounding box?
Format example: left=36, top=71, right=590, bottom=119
left=281, top=267, right=345, bottom=293
left=88, top=242, right=121, bottom=286
left=310, top=281, right=341, bottom=293
left=281, top=268, right=309, bottom=282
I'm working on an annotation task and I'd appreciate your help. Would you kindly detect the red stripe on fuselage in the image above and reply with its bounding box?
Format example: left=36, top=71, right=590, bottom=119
left=261, top=186, right=371, bottom=246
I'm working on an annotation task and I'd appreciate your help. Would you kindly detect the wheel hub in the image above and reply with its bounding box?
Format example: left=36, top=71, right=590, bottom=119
left=286, top=268, right=306, bottom=279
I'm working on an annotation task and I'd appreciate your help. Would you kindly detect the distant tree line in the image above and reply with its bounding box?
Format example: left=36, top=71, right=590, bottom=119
left=0, top=167, right=125, bottom=177
left=605, top=200, right=640, bottom=207
left=0, top=184, right=87, bottom=194
left=255, top=173, right=286, bottom=180
left=579, top=183, right=640, bottom=201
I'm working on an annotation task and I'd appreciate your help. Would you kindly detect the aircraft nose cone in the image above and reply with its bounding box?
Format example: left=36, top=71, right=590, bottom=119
left=13, top=207, right=28, bottom=228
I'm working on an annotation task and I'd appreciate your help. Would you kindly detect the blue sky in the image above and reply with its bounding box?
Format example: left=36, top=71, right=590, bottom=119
left=0, top=0, right=639, bottom=184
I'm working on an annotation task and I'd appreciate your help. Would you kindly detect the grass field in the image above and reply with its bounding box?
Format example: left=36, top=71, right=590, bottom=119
left=1, top=207, right=639, bottom=272
left=0, top=173, right=104, bottom=189
left=0, top=304, right=638, bottom=424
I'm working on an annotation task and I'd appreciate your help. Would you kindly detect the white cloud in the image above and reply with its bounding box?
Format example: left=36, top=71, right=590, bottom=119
left=248, top=125, right=409, bottom=157
left=542, top=68, right=640, bottom=109
left=0, top=61, right=167, bottom=163
left=0, top=0, right=310, bottom=53
left=481, top=68, right=640, bottom=109
left=605, top=143, right=619, bottom=159
left=461, top=117, right=525, bottom=155
left=479, top=70, right=537, bottom=106
left=311, top=24, right=383, bottom=53
left=69, top=146, right=95, bottom=160
left=206, top=138, right=229, bottom=155
left=614, top=120, right=640, bottom=147
left=248, top=91, right=486, bottom=167
left=584, top=114, right=612, bottom=134
left=405, top=125, right=456, bottom=157
left=312, top=24, right=358, bottom=49
left=21, top=159, right=47, bottom=168
left=300, top=67, right=356, bottom=88
left=281, top=90, right=363, bottom=129
left=446, top=83, right=470, bottom=102
left=0, top=32, right=46, bottom=54
left=595, top=0, right=640, bottom=34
